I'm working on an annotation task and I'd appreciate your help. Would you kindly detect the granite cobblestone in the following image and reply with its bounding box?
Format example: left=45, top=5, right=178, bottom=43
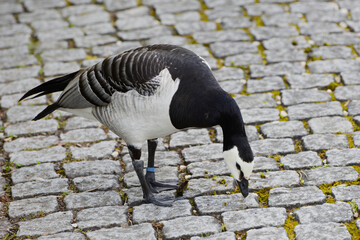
left=1, top=0, right=359, bottom=238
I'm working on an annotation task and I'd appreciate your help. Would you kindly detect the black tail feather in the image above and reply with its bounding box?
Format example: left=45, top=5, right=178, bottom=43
left=19, top=70, right=79, bottom=102
left=32, top=103, right=60, bottom=121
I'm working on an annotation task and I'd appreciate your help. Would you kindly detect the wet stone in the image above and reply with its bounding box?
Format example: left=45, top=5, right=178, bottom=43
left=261, top=121, right=308, bottom=139
left=70, top=141, right=117, bottom=160
left=190, top=232, right=236, bottom=240
left=250, top=138, right=294, bottom=156
left=73, top=174, right=120, bottom=192
left=87, top=223, right=156, bottom=240
left=332, top=184, right=360, bottom=201
left=63, top=160, right=121, bottom=178
left=281, top=151, right=323, bottom=170
left=4, top=135, right=59, bottom=153
left=187, top=160, right=229, bottom=178
left=10, top=146, right=66, bottom=166
left=64, top=191, right=122, bottom=210
left=308, top=59, right=360, bottom=74
left=222, top=207, right=287, bottom=232
left=302, top=134, right=348, bottom=151
left=12, top=178, right=68, bottom=200
left=309, top=116, right=353, bottom=134
left=170, top=129, right=211, bottom=147
left=60, top=128, right=107, bottom=143
left=281, top=89, right=331, bottom=106
left=213, top=67, right=245, bottom=81
left=263, top=36, right=310, bottom=50
left=250, top=26, right=298, bottom=40
left=43, top=62, right=80, bottom=76
left=210, top=41, right=258, bottom=58
left=77, top=206, right=128, bottom=231
left=326, top=148, right=360, bottom=166
left=183, top=176, right=234, bottom=198
left=234, top=93, right=276, bottom=109
left=242, top=108, right=280, bottom=124
left=12, top=163, right=58, bottom=184
left=115, top=16, right=159, bottom=31
left=268, top=186, right=326, bottom=208
left=182, top=143, right=223, bottom=163
left=303, top=166, right=358, bottom=186
left=341, top=72, right=360, bottom=85
left=117, top=26, right=172, bottom=41
left=225, top=53, right=263, bottom=66
left=5, top=119, right=58, bottom=136
left=334, top=85, right=360, bottom=101
left=6, top=105, right=46, bottom=123
left=18, top=211, right=73, bottom=237
left=265, top=49, right=307, bottom=63
left=286, top=74, right=334, bottom=89
left=0, top=65, right=41, bottom=82
left=9, top=196, right=58, bottom=219
left=293, top=202, right=353, bottom=224
left=288, top=102, right=343, bottom=120
left=247, top=76, right=286, bottom=93
left=195, top=193, right=259, bottom=215
left=250, top=62, right=305, bottom=78
left=246, top=227, right=289, bottom=240
left=249, top=170, right=300, bottom=191
left=37, top=232, right=86, bottom=240
left=133, top=199, right=192, bottom=224
left=161, top=216, right=221, bottom=239
left=253, top=157, right=280, bottom=172
left=294, top=222, right=352, bottom=240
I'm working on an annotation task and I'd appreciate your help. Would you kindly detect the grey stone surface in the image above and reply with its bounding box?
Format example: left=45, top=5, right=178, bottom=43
left=12, top=178, right=68, bottom=199
left=213, top=67, right=244, bottom=81
left=6, top=105, right=48, bottom=123
left=302, top=134, right=348, bottom=151
left=222, top=207, right=287, bottom=232
left=341, top=72, right=360, bottom=85
left=60, top=128, right=107, bottom=143
left=0, top=65, right=41, bottom=82
left=43, top=62, right=80, bottom=76
left=268, top=186, right=326, bottom=208
left=77, top=206, right=128, bottom=230
left=4, top=135, right=59, bottom=153
left=194, top=193, right=259, bottom=214
left=183, top=176, right=234, bottom=198
left=262, top=12, right=302, bottom=27
left=247, top=76, right=286, bottom=93
left=73, top=174, right=120, bottom=192
left=293, top=202, right=353, bottom=224
left=248, top=170, right=300, bottom=191
left=332, top=184, right=360, bottom=201
left=265, top=49, right=307, bottom=63
left=9, top=196, right=58, bottom=219
left=117, top=26, right=172, bottom=41
left=250, top=138, right=294, bottom=156
left=17, top=211, right=73, bottom=237
left=261, top=121, right=308, bottom=139
left=303, top=167, right=359, bottom=186
left=193, top=30, right=250, bottom=43
left=133, top=199, right=192, bottom=223
left=326, top=148, right=360, bottom=166
left=11, top=163, right=58, bottom=184
left=250, top=26, right=298, bottom=40
left=312, top=32, right=360, bottom=46
left=250, top=62, right=305, bottom=78
left=225, top=53, right=263, bottom=66
left=87, top=223, right=156, bottom=240
left=242, top=108, right=280, bottom=124
left=37, top=232, right=86, bottom=240
left=263, top=36, right=310, bottom=50
left=298, top=22, right=343, bottom=35
left=334, top=85, right=360, bottom=101
left=308, top=59, right=360, bottom=74
left=348, top=100, right=360, bottom=115
left=210, top=41, right=258, bottom=58
left=281, top=89, right=331, bottom=106
left=70, top=141, right=117, bottom=159
left=64, top=116, right=101, bottom=130
left=253, top=157, right=280, bottom=172
left=246, top=227, right=289, bottom=240
left=170, top=129, right=211, bottom=147
left=161, top=216, right=221, bottom=239
left=219, top=79, right=244, bottom=94
left=0, top=78, right=40, bottom=96
left=288, top=102, right=344, bottom=120
left=41, top=49, right=86, bottom=63
left=234, top=93, right=276, bottom=109
left=294, top=222, right=352, bottom=240
left=10, top=146, right=66, bottom=166
left=308, top=117, right=353, bottom=134
left=63, top=160, right=121, bottom=178
left=190, top=232, right=236, bottom=240
left=281, top=151, right=323, bottom=170
left=310, top=46, right=354, bottom=60
left=5, top=119, right=58, bottom=136
left=115, top=16, right=159, bottom=31
left=182, top=143, right=223, bottom=163
left=187, top=160, right=229, bottom=178
left=64, top=191, right=122, bottom=210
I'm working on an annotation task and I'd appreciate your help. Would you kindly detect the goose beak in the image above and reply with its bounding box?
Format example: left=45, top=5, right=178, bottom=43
left=237, top=178, right=249, bottom=198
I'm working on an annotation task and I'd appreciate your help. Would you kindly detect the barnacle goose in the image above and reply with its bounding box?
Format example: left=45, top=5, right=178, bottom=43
left=20, top=44, right=254, bottom=206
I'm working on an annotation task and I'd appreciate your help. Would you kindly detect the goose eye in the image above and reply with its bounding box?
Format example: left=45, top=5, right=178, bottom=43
left=236, top=163, right=241, bottom=170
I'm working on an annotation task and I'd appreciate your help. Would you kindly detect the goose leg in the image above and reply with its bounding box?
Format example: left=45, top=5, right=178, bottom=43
left=145, top=139, right=179, bottom=193
left=129, top=146, right=173, bottom=207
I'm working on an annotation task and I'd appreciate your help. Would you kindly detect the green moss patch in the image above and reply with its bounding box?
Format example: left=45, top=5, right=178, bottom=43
left=284, top=214, right=299, bottom=240
left=257, top=187, right=272, bottom=208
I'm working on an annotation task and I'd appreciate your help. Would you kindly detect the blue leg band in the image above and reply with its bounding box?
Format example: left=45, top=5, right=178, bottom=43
left=147, top=167, right=155, bottom=173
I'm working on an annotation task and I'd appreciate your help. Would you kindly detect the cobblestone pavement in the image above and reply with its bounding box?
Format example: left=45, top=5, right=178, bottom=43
left=1, top=0, right=360, bottom=239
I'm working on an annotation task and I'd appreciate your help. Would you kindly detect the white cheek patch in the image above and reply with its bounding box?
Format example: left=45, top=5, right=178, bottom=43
left=223, top=146, right=254, bottom=180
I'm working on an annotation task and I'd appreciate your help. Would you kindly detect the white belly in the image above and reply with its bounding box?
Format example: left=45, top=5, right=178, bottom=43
left=92, top=68, right=180, bottom=148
